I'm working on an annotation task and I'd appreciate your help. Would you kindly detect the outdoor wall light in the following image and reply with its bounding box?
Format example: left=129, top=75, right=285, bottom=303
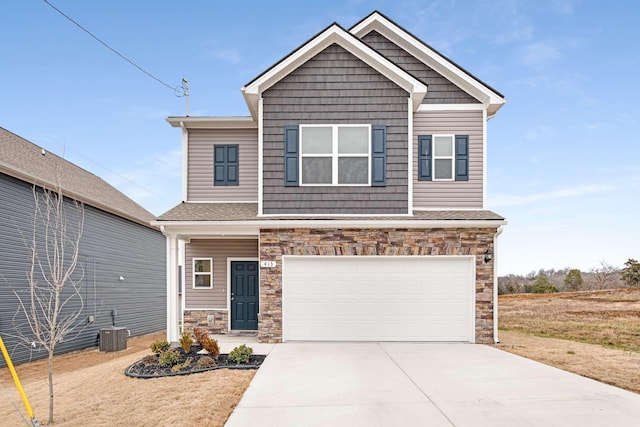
left=484, top=249, right=493, bottom=263
left=118, top=276, right=125, bottom=282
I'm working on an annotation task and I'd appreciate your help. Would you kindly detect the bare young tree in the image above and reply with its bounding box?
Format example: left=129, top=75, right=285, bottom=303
left=590, top=260, right=618, bottom=290
left=12, top=184, right=85, bottom=424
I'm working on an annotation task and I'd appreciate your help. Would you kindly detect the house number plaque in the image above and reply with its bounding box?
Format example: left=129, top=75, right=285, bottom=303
left=260, top=261, right=276, bottom=268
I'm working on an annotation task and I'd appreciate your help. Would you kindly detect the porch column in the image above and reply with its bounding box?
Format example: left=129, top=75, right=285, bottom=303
left=163, top=229, right=180, bottom=342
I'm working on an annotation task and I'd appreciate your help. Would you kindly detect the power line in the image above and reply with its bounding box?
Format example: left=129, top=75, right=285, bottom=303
left=42, top=0, right=185, bottom=97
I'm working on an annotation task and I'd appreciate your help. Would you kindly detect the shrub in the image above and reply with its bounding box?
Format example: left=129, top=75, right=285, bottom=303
left=228, top=344, right=253, bottom=364
left=195, top=356, right=216, bottom=369
left=179, top=331, right=193, bottom=353
left=531, top=276, right=558, bottom=294
left=158, top=349, right=180, bottom=367
left=193, top=327, right=208, bottom=346
left=150, top=340, right=170, bottom=355
left=171, top=356, right=193, bottom=373
left=201, top=336, right=220, bottom=359
left=141, top=354, right=158, bottom=366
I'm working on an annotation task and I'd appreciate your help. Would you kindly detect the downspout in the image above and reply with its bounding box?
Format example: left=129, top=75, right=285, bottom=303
left=493, top=225, right=505, bottom=343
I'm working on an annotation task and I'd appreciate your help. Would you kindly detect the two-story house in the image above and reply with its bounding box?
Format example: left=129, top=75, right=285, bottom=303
left=154, top=11, right=506, bottom=344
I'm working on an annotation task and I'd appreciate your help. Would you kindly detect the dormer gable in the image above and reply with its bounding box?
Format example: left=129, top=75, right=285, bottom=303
left=241, top=22, right=427, bottom=119
left=350, top=11, right=505, bottom=117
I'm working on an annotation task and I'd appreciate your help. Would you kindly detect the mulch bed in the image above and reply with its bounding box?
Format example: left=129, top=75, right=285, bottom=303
left=125, top=346, right=266, bottom=379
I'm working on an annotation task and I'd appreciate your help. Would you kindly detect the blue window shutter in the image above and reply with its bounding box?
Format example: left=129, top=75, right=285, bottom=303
left=214, top=145, right=227, bottom=186
left=455, top=135, right=469, bottom=181
left=418, top=135, right=432, bottom=181
left=371, top=125, right=386, bottom=186
left=284, top=125, right=299, bottom=187
left=226, top=145, right=239, bottom=185
left=214, top=144, right=239, bottom=186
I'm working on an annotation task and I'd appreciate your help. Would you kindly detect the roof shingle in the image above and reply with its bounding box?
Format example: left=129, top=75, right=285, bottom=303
left=0, top=127, right=156, bottom=227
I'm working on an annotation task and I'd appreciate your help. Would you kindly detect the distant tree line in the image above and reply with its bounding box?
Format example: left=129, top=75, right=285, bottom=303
left=498, top=259, right=640, bottom=295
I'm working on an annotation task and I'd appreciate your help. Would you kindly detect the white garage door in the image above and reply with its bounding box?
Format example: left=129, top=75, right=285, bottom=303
left=282, top=256, right=475, bottom=342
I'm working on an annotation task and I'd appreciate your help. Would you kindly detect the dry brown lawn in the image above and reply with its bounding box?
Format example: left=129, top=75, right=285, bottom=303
left=4, top=289, right=639, bottom=425
left=497, top=288, right=640, bottom=394
left=0, top=332, right=255, bottom=426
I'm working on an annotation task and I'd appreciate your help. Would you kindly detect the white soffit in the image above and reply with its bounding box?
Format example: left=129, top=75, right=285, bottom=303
left=241, top=24, right=427, bottom=119
left=350, top=13, right=505, bottom=117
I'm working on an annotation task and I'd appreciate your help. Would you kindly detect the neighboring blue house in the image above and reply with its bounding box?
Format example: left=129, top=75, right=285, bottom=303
left=0, top=127, right=166, bottom=367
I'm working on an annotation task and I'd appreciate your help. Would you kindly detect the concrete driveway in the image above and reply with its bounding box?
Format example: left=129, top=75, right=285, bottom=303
left=225, top=342, right=640, bottom=427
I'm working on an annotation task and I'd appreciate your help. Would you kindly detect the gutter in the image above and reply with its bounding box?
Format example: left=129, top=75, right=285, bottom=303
left=493, top=224, right=505, bottom=343
left=150, top=218, right=507, bottom=234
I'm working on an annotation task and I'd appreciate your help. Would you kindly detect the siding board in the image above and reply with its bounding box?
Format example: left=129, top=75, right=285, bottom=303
left=184, top=239, right=258, bottom=309
left=412, top=111, right=484, bottom=208
left=362, top=31, right=479, bottom=105
left=262, top=44, right=409, bottom=215
left=0, top=173, right=165, bottom=367
left=187, top=129, right=258, bottom=202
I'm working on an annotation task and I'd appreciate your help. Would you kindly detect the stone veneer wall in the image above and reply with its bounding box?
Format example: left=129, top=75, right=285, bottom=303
left=258, top=228, right=497, bottom=344
left=183, top=310, right=229, bottom=335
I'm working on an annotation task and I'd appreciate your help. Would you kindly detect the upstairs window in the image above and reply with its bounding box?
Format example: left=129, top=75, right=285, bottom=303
left=433, top=135, right=454, bottom=180
left=214, top=144, right=239, bottom=186
left=300, top=125, right=370, bottom=186
left=193, top=258, right=213, bottom=289
left=418, top=134, right=469, bottom=182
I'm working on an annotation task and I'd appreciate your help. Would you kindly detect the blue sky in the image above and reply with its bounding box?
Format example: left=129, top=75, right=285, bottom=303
left=2, top=1, right=638, bottom=275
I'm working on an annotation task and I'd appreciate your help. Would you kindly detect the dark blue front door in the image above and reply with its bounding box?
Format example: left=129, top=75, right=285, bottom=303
left=231, top=261, right=258, bottom=330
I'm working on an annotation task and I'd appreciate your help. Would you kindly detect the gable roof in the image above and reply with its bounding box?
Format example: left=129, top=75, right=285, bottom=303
left=0, top=127, right=156, bottom=227
left=350, top=11, right=505, bottom=117
left=241, top=22, right=428, bottom=119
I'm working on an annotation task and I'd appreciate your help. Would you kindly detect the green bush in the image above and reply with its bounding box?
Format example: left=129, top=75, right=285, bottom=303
left=531, top=276, right=558, bottom=294
left=158, top=349, right=180, bottom=367
left=179, top=331, right=193, bottom=353
left=150, top=340, right=171, bottom=355
left=228, top=344, right=253, bottom=364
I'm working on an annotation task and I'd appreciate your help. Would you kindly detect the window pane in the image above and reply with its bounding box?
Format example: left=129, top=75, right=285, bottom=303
left=194, top=259, right=211, bottom=273
left=434, top=136, right=453, bottom=156
left=338, top=127, right=369, bottom=154
left=301, top=127, right=332, bottom=154
left=302, top=157, right=332, bottom=184
left=434, top=159, right=453, bottom=179
left=194, top=275, right=210, bottom=287
left=338, top=157, right=368, bottom=184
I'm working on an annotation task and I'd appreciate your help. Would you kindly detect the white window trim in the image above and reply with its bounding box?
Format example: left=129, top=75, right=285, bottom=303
left=299, top=124, right=371, bottom=186
left=192, top=257, right=213, bottom=289
left=432, top=134, right=455, bottom=181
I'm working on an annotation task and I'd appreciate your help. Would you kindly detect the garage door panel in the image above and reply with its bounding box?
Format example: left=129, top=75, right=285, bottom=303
left=283, top=256, right=474, bottom=342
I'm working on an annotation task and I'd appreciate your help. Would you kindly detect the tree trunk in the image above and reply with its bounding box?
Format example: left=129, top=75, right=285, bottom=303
left=48, top=350, right=54, bottom=424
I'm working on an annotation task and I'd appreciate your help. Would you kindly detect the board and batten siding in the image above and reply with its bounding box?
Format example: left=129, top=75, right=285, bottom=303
left=361, top=31, right=479, bottom=105
left=184, top=239, right=258, bottom=309
left=0, top=172, right=165, bottom=367
left=412, top=110, right=484, bottom=209
left=262, top=44, right=409, bottom=215
left=187, top=128, right=258, bottom=202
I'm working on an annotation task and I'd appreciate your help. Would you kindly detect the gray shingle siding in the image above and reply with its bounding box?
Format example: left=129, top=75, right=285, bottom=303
left=0, top=173, right=165, bottom=367
left=262, top=44, right=409, bottom=215
left=361, top=31, right=479, bottom=104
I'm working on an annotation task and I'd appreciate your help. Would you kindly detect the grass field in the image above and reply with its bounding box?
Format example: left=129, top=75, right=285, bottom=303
left=498, top=288, right=640, bottom=393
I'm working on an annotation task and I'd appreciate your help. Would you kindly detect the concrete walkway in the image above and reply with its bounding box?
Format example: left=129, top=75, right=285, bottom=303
left=225, top=342, right=640, bottom=427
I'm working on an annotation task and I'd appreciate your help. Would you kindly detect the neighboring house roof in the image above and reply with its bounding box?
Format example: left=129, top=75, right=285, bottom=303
left=241, top=22, right=428, bottom=119
left=0, top=127, right=156, bottom=228
left=156, top=202, right=504, bottom=223
left=350, top=11, right=505, bottom=117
